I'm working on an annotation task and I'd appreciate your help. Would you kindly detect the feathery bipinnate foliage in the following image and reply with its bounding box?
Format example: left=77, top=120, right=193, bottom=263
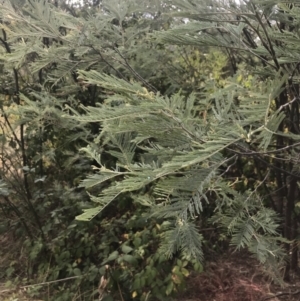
left=70, top=67, right=285, bottom=275
left=71, top=0, right=300, bottom=281
left=0, top=0, right=175, bottom=225
left=155, top=0, right=300, bottom=280
left=1, top=0, right=298, bottom=297
left=0, top=0, right=219, bottom=299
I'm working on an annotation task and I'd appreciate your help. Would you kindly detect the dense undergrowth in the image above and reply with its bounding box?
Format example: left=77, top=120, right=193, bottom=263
left=2, top=0, right=300, bottom=300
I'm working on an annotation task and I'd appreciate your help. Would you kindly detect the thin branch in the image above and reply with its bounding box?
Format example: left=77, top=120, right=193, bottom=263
left=90, top=45, right=130, bottom=83
left=228, top=145, right=300, bottom=180
left=113, top=46, right=158, bottom=93
left=0, top=29, right=31, bottom=200
left=0, top=108, right=22, bottom=148
left=117, top=282, right=125, bottom=301
left=230, top=140, right=300, bottom=156
left=251, top=2, right=280, bottom=70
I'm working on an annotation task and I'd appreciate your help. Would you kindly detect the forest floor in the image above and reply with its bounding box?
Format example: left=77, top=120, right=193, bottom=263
left=174, top=251, right=300, bottom=301
left=1, top=236, right=300, bottom=301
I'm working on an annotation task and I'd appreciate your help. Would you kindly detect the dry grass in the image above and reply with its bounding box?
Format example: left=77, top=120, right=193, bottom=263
left=174, top=251, right=300, bottom=301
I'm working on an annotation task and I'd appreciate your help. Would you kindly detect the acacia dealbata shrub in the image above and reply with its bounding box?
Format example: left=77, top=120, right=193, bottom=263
left=0, top=0, right=212, bottom=299
left=0, top=0, right=293, bottom=299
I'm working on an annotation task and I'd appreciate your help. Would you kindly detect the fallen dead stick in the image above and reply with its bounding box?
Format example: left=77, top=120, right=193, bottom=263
left=0, top=275, right=84, bottom=293
left=21, top=275, right=84, bottom=289
left=262, top=290, right=300, bottom=300
left=0, top=289, right=13, bottom=293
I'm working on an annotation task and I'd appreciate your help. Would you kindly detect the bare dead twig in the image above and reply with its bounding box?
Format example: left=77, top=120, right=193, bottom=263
left=20, top=275, right=84, bottom=289
left=262, top=290, right=300, bottom=301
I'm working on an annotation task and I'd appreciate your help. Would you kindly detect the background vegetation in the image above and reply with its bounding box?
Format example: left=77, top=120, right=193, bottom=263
left=1, top=0, right=300, bottom=300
